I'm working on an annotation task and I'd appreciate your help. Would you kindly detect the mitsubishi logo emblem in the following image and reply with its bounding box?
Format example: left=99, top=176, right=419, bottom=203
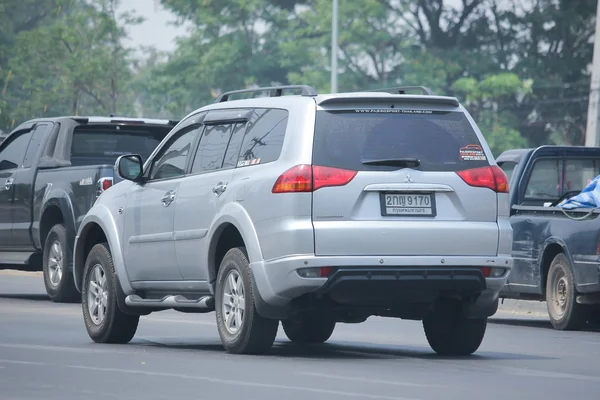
left=404, top=173, right=414, bottom=183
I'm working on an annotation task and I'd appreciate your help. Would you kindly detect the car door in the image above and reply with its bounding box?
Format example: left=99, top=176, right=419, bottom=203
left=121, top=124, right=201, bottom=282
left=509, top=157, right=563, bottom=292
left=174, top=110, right=249, bottom=281
left=0, top=127, right=35, bottom=250
left=11, top=123, right=52, bottom=249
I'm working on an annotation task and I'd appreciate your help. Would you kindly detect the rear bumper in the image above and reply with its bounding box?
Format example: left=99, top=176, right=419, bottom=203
left=249, top=255, right=512, bottom=319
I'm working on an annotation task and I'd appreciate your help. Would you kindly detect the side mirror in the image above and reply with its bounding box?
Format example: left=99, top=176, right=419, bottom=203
left=115, top=154, right=144, bottom=182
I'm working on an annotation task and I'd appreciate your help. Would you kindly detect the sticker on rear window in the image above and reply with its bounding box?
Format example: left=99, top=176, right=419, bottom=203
left=459, top=145, right=487, bottom=161
left=237, top=158, right=262, bottom=167
left=354, top=109, right=434, bottom=114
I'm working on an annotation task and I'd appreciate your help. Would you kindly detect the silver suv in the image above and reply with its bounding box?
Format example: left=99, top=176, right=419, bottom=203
left=73, top=85, right=513, bottom=356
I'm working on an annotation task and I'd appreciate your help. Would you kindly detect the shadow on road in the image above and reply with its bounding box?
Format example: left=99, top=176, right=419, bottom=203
left=490, top=318, right=600, bottom=333
left=131, top=337, right=555, bottom=361
left=0, top=293, right=51, bottom=301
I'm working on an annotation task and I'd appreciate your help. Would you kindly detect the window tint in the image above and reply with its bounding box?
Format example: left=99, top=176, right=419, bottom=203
left=0, top=130, right=33, bottom=170
left=71, top=126, right=169, bottom=166
left=150, top=126, right=201, bottom=180
left=498, top=161, right=517, bottom=183
left=564, top=158, right=600, bottom=192
left=313, top=110, right=488, bottom=172
left=525, top=159, right=562, bottom=199
left=191, top=124, right=233, bottom=174
left=222, top=123, right=247, bottom=169
left=238, top=109, right=288, bottom=166
left=23, top=124, right=49, bottom=168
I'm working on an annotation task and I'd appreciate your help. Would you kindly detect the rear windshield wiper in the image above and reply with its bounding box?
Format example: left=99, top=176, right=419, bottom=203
left=361, top=158, right=421, bottom=168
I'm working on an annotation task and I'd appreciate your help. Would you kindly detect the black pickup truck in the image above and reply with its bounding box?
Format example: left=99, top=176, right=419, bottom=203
left=0, top=116, right=176, bottom=302
left=497, top=145, right=600, bottom=330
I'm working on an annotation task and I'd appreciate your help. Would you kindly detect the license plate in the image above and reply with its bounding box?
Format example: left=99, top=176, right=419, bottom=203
left=380, top=193, right=436, bottom=217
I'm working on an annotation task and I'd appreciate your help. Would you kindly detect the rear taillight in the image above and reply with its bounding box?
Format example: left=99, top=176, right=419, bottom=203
left=272, top=165, right=357, bottom=193
left=456, top=166, right=509, bottom=193
left=96, top=177, right=113, bottom=197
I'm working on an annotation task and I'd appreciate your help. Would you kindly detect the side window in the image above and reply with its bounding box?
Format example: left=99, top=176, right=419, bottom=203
left=149, top=126, right=201, bottom=180
left=191, top=124, right=234, bottom=174
left=564, top=158, right=599, bottom=192
left=23, top=124, right=50, bottom=168
left=237, top=109, right=288, bottom=166
left=524, top=158, right=562, bottom=200
left=222, top=123, right=247, bottom=169
left=0, top=130, right=34, bottom=171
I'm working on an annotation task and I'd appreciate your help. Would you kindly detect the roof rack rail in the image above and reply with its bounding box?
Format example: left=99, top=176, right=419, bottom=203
left=215, top=85, right=318, bottom=103
left=365, top=86, right=435, bottom=96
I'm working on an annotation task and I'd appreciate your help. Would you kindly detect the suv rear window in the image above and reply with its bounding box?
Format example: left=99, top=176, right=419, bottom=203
left=71, top=126, right=169, bottom=165
left=312, top=110, right=489, bottom=172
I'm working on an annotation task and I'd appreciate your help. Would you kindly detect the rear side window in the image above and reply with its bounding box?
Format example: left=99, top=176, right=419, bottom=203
left=312, top=110, right=489, bottom=172
left=237, top=108, right=288, bottom=166
left=71, top=125, right=170, bottom=165
left=525, top=158, right=562, bottom=200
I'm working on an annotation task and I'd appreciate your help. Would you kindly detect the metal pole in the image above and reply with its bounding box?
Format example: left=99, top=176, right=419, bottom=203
left=331, top=0, right=339, bottom=93
left=585, top=0, right=600, bottom=147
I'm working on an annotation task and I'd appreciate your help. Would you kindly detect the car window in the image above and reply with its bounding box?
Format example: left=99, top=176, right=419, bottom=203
left=312, top=110, right=488, bottom=172
left=149, top=126, right=201, bottom=180
left=23, top=124, right=50, bottom=168
left=498, top=161, right=517, bottom=183
left=525, top=158, right=562, bottom=200
left=222, top=123, right=247, bottom=169
left=190, top=124, right=234, bottom=174
left=237, top=108, right=288, bottom=166
left=564, top=158, right=600, bottom=192
left=0, top=130, right=33, bottom=171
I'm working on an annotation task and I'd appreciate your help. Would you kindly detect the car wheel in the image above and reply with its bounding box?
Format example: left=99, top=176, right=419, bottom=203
left=215, top=247, right=279, bottom=354
left=546, top=253, right=589, bottom=331
left=43, top=223, right=79, bottom=303
left=282, top=314, right=336, bottom=344
left=81, top=243, right=139, bottom=344
left=423, top=300, right=487, bottom=356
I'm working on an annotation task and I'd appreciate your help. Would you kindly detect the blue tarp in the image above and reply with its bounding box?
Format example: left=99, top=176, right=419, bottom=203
left=558, top=174, right=600, bottom=209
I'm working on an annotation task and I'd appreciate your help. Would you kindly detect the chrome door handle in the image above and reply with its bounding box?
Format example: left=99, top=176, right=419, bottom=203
left=161, top=191, right=176, bottom=207
left=4, top=178, right=14, bottom=190
left=212, top=182, right=227, bottom=196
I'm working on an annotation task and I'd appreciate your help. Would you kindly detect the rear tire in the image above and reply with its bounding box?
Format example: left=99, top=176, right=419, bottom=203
left=43, top=223, right=79, bottom=303
left=215, top=247, right=279, bottom=354
left=546, top=253, right=589, bottom=331
left=282, top=314, right=336, bottom=344
left=423, top=300, right=487, bottom=356
left=81, top=243, right=139, bottom=344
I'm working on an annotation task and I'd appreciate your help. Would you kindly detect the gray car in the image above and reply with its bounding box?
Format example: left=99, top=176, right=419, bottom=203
left=72, top=85, right=513, bottom=356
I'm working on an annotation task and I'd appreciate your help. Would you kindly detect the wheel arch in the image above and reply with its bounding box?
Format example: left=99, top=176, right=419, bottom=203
left=73, top=206, right=132, bottom=294
left=206, top=203, right=263, bottom=292
left=539, top=238, right=572, bottom=295
left=38, top=197, right=75, bottom=251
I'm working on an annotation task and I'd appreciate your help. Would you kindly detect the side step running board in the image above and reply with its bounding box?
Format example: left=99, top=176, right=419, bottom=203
left=125, top=294, right=215, bottom=311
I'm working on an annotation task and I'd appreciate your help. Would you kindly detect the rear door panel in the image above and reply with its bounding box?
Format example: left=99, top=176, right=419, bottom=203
left=311, top=105, right=499, bottom=257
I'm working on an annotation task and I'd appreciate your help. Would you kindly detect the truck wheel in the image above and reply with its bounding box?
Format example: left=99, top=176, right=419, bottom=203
left=215, top=247, right=279, bottom=355
left=282, top=314, right=336, bottom=344
left=423, top=300, right=487, bottom=356
left=81, top=243, right=139, bottom=344
left=546, top=253, right=589, bottom=330
left=43, top=224, right=79, bottom=303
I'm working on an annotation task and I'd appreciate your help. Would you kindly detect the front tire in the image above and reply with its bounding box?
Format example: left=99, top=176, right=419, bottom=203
left=423, top=300, right=487, bottom=356
left=81, top=243, right=139, bottom=344
left=282, top=314, right=336, bottom=344
left=43, top=224, right=79, bottom=303
left=546, top=253, right=589, bottom=331
left=215, top=247, right=279, bottom=354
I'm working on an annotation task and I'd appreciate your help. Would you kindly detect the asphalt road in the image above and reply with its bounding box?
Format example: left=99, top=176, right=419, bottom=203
left=1, top=271, right=599, bottom=400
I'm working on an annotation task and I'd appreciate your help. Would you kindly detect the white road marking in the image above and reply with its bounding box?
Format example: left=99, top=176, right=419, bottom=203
left=0, top=358, right=421, bottom=400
